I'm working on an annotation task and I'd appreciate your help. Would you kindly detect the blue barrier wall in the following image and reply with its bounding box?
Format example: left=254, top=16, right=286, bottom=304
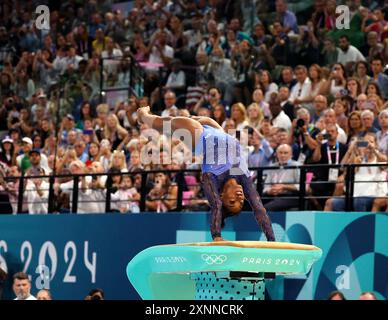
left=0, top=211, right=386, bottom=300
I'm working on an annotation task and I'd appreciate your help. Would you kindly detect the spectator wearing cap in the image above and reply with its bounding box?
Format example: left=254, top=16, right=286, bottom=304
left=16, top=137, right=33, bottom=174
left=25, top=148, right=49, bottom=176
left=0, top=136, right=14, bottom=167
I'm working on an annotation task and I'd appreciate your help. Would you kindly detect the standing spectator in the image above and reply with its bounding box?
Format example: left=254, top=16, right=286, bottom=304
left=289, top=65, right=312, bottom=112
left=310, top=124, right=348, bottom=209
left=231, top=103, right=249, bottom=131
left=12, top=272, right=37, bottom=300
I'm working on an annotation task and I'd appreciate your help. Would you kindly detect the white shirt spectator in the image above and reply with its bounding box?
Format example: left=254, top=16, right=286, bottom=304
left=14, top=295, right=37, bottom=300
left=101, top=48, right=123, bottom=75
left=165, top=70, right=186, bottom=88
left=148, top=45, right=174, bottom=69
left=65, top=54, right=84, bottom=70
left=272, top=110, right=292, bottom=131
left=289, top=77, right=312, bottom=106
left=337, top=46, right=366, bottom=65
left=26, top=180, right=49, bottom=214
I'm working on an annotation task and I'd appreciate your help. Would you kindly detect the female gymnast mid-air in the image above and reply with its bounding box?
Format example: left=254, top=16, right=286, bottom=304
left=137, top=106, right=275, bottom=242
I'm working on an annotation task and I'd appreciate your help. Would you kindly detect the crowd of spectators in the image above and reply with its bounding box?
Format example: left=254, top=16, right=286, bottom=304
left=0, top=0, right=388, bottom=214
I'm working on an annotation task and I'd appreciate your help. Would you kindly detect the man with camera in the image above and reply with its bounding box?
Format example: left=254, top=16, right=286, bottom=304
left=291, top=107, right=320, bottom=164
left=310, top=124, right=348, bottom=209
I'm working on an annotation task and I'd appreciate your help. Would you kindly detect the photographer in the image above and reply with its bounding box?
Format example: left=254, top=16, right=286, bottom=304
left=291, top=108, right=320, bottom=164
left=310, top=124, right=348, bottom=209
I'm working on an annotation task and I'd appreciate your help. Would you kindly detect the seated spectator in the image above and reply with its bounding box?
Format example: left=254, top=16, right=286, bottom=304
left=376, top=109, right=388, bottom=156
left=262, top=144, right=300, bottom=211
left=360, top=109, right=379, bottom=135
left=346, top=111, right=364, bottom=144
left=247, top=103, right=264, bottom=130
left=319, top=108, right=348, bottom=144
left=231, top=102, right=249, bottom=131
left=146, top=170, right=178, bottom=212
left=251, top=87, right=270, bottom=118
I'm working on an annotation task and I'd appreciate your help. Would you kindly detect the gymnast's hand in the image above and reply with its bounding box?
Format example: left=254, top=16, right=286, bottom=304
left=137, top=106, right=151, bottom=124
left=213, top=237, right=225, bottom=242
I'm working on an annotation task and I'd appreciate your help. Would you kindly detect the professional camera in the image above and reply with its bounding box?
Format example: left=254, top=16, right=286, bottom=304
left=296, top=119, right=305, bottom=128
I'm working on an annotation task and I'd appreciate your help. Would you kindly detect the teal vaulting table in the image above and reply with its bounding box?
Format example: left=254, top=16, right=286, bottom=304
left=126, top=241, right=322, bottom=300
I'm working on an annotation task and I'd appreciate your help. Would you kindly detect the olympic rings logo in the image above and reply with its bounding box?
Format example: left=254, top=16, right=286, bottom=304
left=201, top=254, right=227, bottom=265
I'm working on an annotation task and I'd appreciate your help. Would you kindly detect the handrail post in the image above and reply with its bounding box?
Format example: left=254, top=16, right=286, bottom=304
left=176, top=171, right=184, bottom=211
left=48, top=175, right=55, bottom=213
left=72, top=175, right=79, bottom=214
left=299, top=166, right=306, bottom=210
left=140, top=172, right=147, bottom=212
left=17, top=175, right=24, bottom=213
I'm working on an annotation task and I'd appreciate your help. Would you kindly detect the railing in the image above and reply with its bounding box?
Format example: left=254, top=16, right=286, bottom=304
left=1, top=163, right=387, bottom=214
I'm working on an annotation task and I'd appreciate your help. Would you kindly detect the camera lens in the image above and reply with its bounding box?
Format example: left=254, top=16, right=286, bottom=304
left=296, top=119, right=305, bottom=127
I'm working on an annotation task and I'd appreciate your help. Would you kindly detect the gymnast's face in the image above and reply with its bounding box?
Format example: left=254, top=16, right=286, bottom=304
left=221, top=179, right=244, bottom=214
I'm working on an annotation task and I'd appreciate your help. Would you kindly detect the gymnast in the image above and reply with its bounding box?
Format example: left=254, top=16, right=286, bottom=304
left=137, top=106, right=275, bottom=242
